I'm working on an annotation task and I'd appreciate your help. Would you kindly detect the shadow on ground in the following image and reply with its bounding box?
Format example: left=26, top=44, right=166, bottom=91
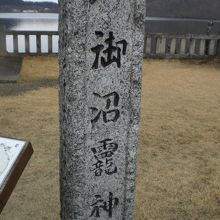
left=0, top=80, right=57, bottom=96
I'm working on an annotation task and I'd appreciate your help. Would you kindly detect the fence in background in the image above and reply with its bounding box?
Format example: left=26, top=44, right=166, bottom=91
left=1, top=29, right=220, bottom=58
left=144, top=33, right=220, bottom=58
left=3, top=30, right=58, bottom=55
left=0, top=27, right=58, bottom=55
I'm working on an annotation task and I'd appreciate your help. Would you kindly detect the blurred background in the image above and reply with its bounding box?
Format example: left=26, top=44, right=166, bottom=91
left=1, top=0, right=220, bottom=55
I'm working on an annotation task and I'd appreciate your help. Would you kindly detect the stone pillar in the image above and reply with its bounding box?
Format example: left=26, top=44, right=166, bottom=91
left=0, top=26, right=6, bottom=56
left=59, top=1, right=145, bottom=219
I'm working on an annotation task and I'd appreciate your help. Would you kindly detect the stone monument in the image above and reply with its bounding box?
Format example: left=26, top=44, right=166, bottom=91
left=59, top=1, right=145, bottom=219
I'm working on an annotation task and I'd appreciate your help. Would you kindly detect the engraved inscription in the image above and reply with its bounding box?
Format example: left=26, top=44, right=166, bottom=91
left=91, top=31, right=128, bottom=69
left=90, top=138, right=118, bottom=177
left=90, top=192, right=119, bottom=218
left=89, top=0, right=97, bottom=4
left=90, top=92, right=120, bottom=124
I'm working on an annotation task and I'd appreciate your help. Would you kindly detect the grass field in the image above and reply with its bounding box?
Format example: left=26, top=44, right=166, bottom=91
left=1, top=57, right=220, bottom=220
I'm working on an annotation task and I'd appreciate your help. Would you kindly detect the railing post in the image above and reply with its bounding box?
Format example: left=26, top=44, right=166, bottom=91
left=189, top=39, right=196, bottom=56
left=180, top=38, right=186, bottom=55
left=199, top=39, right=206, bottom=56
left=208, top=39, right=216, bottom=56
left=170, top=38, right=177, bottom=55
left=0, top=25, right=6, bottom=56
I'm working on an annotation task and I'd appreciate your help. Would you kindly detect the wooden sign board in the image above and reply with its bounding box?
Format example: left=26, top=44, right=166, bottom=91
left=0, top=137, right=33, bottom=214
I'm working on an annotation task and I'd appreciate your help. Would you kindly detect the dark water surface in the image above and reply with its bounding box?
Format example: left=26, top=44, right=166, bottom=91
left=0, top=13, right=58, bottom=31
left=0, top=13, right=58, bottom=53
left=1, top=13, right=220, bottom=34
left=146, top=17, right=220, bottom=35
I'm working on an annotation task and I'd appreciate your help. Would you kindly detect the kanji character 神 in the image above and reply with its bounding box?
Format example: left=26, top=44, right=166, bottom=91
left=90, top=192, right=119, bottom=218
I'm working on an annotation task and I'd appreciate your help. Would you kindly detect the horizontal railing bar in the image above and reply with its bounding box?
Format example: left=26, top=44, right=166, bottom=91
left=146, top=33, right=220, bottom=40
left=6, top=31, right=58, bottom=35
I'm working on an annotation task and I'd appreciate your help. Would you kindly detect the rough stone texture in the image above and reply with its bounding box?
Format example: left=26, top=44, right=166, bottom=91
left=59, top=1, right=145, bottom=219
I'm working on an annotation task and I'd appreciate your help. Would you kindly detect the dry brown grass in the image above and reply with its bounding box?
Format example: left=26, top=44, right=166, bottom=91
left=136, top=59, right=220, bottom=220
left=0, top=87, right=59, bottom=220
left=19, top=55, right=58, bottom=82
left=0, top=57, right=220, bottom=220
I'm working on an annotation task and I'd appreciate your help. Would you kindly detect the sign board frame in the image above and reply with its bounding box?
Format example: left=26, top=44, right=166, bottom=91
left=0, top=136, right=33, bottom=214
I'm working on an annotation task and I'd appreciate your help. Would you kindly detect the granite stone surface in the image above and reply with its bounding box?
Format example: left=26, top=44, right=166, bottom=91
left=59, top=1, right=145, bottom=219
